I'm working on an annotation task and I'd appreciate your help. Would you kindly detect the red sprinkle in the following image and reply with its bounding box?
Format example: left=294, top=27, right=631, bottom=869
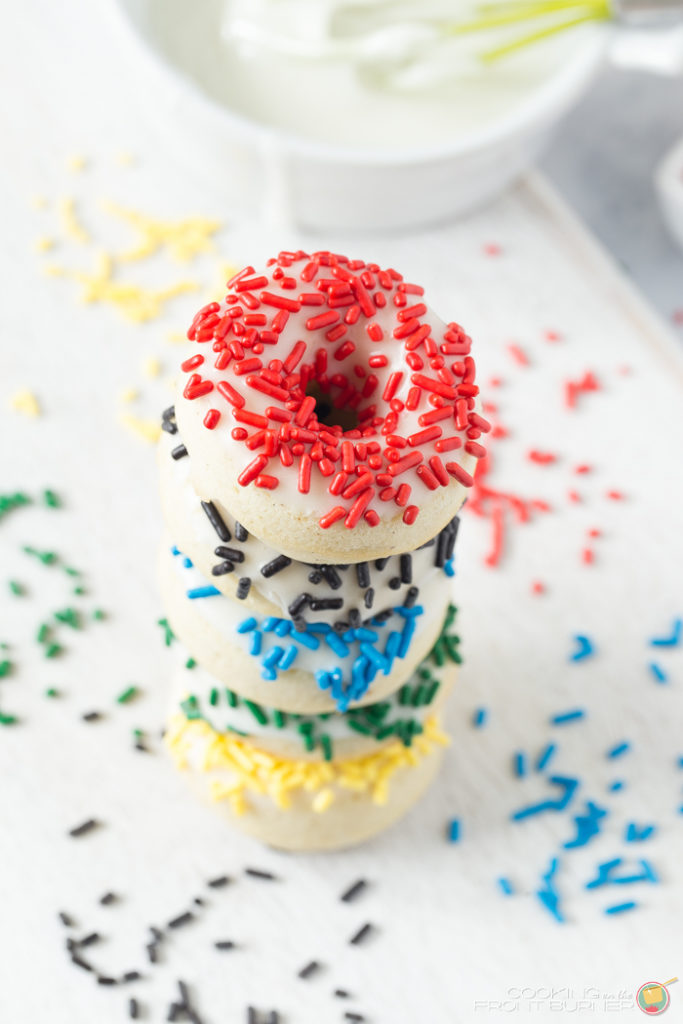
left=203, top=409, right=220, bottom=430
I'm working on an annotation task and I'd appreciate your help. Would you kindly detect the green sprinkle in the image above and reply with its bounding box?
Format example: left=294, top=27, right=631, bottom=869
left=23, top=545, right=58, bottom=566
left=157, top=618, right=175, bottom=646
left=45, top=642, right=62, bottom=659
left=0, top=712, right=18, bottom=726
left=63, top=566, right=80, bottom=577
left=0, top=492, right=31, bottom=521
left=54, top=607, right=81, bottom=629
left=36, top=623, right=50, bottom=644
left=45, top=687, right=60, bottom=698
left=225, top=688, right=238, bottom=708
left=133, top=728, right=145, bottom=738
left=244, top=700, right=268, bottom=726
left=43, top=489, right=61, bottom=508
left=398, top=684, right=411, bottom=706
left=301, top=730, right=315, bottom=752
left=0, top=660, right=12, bottom=678
left=185, top=657, right=196, bottom=669
left=424, top=680, right=441, bottom=705
left=320, top=734, right=333, bottom=762
left=9, top=580, right=24, bottom=596
left=347, top=720, right=372, bottom=736
left=73, top=586, right=86, bottom=596
left=209, top=688, right=219, bottom=707
left=227, top=725, right=248, bottom=736
left=92, top=609, right=106, bottom=621
left=376, top=723, right=396, bottom=741
left=181, top=695, right=200, bottom=720
left=411, top=684, right=428, bottom=707
left=273, top=709, right=286, bottom=729
left=298, top=720, right=314, bottom=734
left=117, top=685, right=139, bottom=705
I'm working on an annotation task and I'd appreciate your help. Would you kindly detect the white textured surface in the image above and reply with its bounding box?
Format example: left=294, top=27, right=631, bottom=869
left=2, top=2, right=683, bottom=1022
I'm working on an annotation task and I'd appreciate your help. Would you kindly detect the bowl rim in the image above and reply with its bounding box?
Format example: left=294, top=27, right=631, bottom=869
left=109, top=0, right=609, bottom=166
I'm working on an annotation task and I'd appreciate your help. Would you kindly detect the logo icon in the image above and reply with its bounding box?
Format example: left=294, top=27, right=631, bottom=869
left=637, top=978, right=678, bottom=1015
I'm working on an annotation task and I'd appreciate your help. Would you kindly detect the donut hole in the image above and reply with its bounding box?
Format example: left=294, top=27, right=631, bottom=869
left=305, top=380, right=359, bottom=432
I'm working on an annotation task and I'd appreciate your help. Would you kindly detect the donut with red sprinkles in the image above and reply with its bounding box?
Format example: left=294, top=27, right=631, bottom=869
left=176, top=251, right=488, bottom=563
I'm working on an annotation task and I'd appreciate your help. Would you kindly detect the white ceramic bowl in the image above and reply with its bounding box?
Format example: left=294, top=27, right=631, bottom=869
left=108, top=0, right=609, bottom=231
left=655, top=134, right=683, bottom=253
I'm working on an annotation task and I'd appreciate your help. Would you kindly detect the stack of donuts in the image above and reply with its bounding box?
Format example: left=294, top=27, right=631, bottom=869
left=158, top=250, right=488, bottom=851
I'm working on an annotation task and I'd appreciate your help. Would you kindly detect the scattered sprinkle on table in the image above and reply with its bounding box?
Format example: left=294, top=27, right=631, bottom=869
left=68, top=818, right=100, bottom=838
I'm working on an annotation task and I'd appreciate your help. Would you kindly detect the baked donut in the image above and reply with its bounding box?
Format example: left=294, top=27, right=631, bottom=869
left=159, top=538, right=457, bottom=713
left=175, top=250, right=488, bottom=563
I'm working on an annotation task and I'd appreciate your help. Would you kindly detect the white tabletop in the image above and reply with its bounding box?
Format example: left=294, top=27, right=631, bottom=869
left=2, top=3, right=683, bottom=1022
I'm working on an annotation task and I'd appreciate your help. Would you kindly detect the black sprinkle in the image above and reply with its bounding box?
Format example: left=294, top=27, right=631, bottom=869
left=435, top=530, right=448, bottom=569
left=207, top=875, right=231, bottom=889
left=403, top=586, right=419, bottom=609
left=388, top=577, right=401, bottom=590
left=236, top=577, right=252, bottom=600
left=99, top=891, right=118, bottom=906
left=307, top=569, right=323, bottom=585
left=177, top=980, right=204, bottom=1024
left=374, top=557, right=389, bottom=570
left=355, top=562, right=370, bottom=588
left=309, top=597, right=343, bottom=611
left=245, top=867, right=277, bottom=881
left=211, top=560, right=234, bottom=576
left=234, top=521, right=248, bottom=542
left=288, top=593, right=310, bottom=617
left=123, top=971, right=142, bottom=983
left=340, top=879, right=368, bottom=903
left=168, top=911, right=194, bottom=930
left=321, top=565, right=342, bottom=590
left=150, top=926, right=164, bottom=942
left=201, top=500, right=231, bottom=542
left=348, top=608, right=361, bottom=628
left=69, top=818, right=100, bottom=838
left=82, top=710, right=103, bottom=723
left=59, top=911, right=75, bottom=927
left=214, top=940, right=236, bottom=951
left=445, top=516, right=460, bottom=559
left=78, top=931, right=101, bottom=948
left=261, top=555, right=292, bottom=578
left=97, top=976, right=118, bottom=986
left=333, top=621, right=349, bottom=634
left=214, top=546, right=245, bottom=563
left=399, top=553, right=412, bottom=584
left=134, top=740, right=150, bottom=754
left=373, top=610, right=392, bottom=623
left=334, top=989, right=351, bottom=999
left=265, top=1013, right=280, bottom=1024
left=146, top=944, right=159, bottom=964
left=247, top=1009, right=258, bottom=1024
left=167, top=1003, right=183, bottom=1022
left=171, top=444, right=188, bottom=461
left=162, top=405, right=175, bottom=422
left=349, top=922, right=375, bottom=945
left=298, top=960, right=322, bottom=979
left=345, top=1014, right=366, bottom=1022
left=70, top=954, right=93, bottom=972
left=292, top=615, right=307, bottom=632
left=129, top=997, right=140, bottom=1019
left=161, top=406, right=178, bottom=435
left=363, top=588, right=374, bottom=609
left=193, top=897, right=205, bottom=907
left=161, top=419, right=178, bottom=436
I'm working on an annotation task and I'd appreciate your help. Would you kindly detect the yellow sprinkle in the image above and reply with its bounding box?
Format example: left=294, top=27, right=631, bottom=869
left=101, top=201, right=221, bottom=263
left=10, top=389, right=41, bottom=418
left=119, top=387, right=138, bottom=404
left=166, top=331, right=187, bottom=344
left=142, top=357, right=161, bottom=379
left=58, top=197, right=90, bottom=244
left=119, top=413, right=161, bottom=443
left=67, top=155, right=87, bottom=172
left=35, top=236, right=55, bottom=253
left=165, top=714, right=448, bottom=814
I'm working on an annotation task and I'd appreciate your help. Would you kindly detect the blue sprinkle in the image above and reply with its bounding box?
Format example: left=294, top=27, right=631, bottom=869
left=608, top=780, right=624, bottom=792
left=570, top=635, right=595, bottom=662
left=649, top=662, right=668, bottom=683
left=677, top=756, right=683, bottom=769
left=261, top=617, right=279, bottom=633
left=396, top=605, right=423, bottom=618
left=397, top=618, right=416, bottom=659
left=315, top=670, right=332, bottom=691
left=607, top=741, right=630, bottom=760
left=563, top=800, right=608, bottom=849
left=543, top=857, right=559, bottom=882
left=274, top=620, right=290, bottom=638
left=613, top=859, right=658, bottom=885
left=513, top=752, right=527, bottom=778
left=294, top=631, right=320, bottom=651
left=186, top=586, right=220, bottom=599
left=472, top=708, right=487, bottom=729
left=307, top=623, right=331, bottom=634
left=171, top=545, right=180, bottom=556
left=278, top=645, right=298, bottom=670
left=342, top=629, right=355, bottom=644
left=511, top=775, right=579, bottom=821
left=550, top=709, right=585, bottom=726
left=355, top=627, right=378, bottom=642
left=262, top=646, right=284, bottom=669
left=447, top=819, right=460, bottom=842
left=261, top=667, right=276, bottom=682
left=498, top=877, right=514, bottom=895
left=237, top=618, right=258, bottom=634
left=384, top=631, right=401, bottom=668
left=325, top=633, right=349, bottom=658
left=650, top=617, right=682, bottom=647
left=351, top=656, right=369, bottom=694
left=536, top=742, right=556, bottom=771
left=604, top=901, right=637, bottom=915
left=444, top=558, right=455, bottom=577
left=625, top=823, right=656, bottom=843
left=249, top=632, right=262, bottom=656
left=183, top=556, right=193, bottom=568
left=536, top=859, right=563, bottom=922
left=360, top=643, right=389, bottom=672
left=586, top=858, right=623, bottom=889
